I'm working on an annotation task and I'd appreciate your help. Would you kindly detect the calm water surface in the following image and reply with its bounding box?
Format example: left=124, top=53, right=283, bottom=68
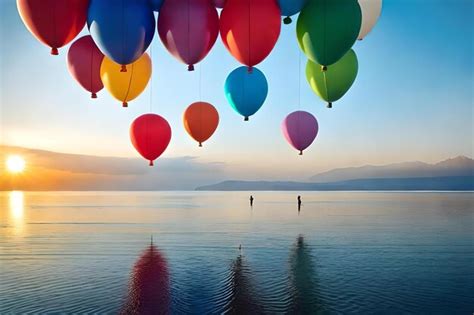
left=0, top=191, right=473, bottom=314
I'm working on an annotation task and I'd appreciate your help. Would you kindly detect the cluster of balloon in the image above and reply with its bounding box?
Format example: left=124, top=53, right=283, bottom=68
left=100, top=53, right=152, bottom=108
left=183, top=102, right=219, bottom=147
left=88, top=0, right=155, bottom=72
left=158, top=0, right=219, bottom=71
left=130, top=114, right=172, bottom=166
left=17, top=0, right=382, bottom=163
left=224, top=67, right=268, bottom=121
left=67, top=36, right=104, bottom=99
left=278, top=0, right=308, bottom=25
left=306, top=49, right=358, bottom=108
left=16, top=0, right=89, bottom=55
left=220, top=0, right=281, bottom=72
left=296, top=0, right=382, bottom=109
left=281, top=111, right=319, bottom=155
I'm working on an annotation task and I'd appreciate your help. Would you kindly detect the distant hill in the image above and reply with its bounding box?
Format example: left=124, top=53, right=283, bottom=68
left=308, top=156, right=474, bottom=183
left=195, top=176, right=474, bottom=191
left=196, top=157, right=474, bottom=191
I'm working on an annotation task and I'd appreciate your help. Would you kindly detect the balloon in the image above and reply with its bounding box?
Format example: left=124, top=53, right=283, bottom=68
left=297, top=0, right=361, bottom=67
left=158, top=0, right=219, bottom=71
left=306, top=49, right=358, bottom=108
left=277, top=0, right=308, bottom=24
left=88, top=0, right=155, bottom=71
left=224, top=66, right=268, bottom=121
left=16, top=0, right=88, bottom=55
left=282, top=111, right=319, bottom=155
left=100, top=53, right=152, bottom=107
left=183, top=102, right=219, bottom=146
left=130, top=114, right=172, bottom=166
left=220, top=0, right=281, bottom=71
left=213, top=0, right=226, bottom=9
left=67, top=36, right=105, bottom=99
left=150, top=0, right=164, bottom=11
left=358, top=0, right=382, bottom=40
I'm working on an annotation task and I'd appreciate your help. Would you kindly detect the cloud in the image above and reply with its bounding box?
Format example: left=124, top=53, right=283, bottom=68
left=0, top=146, right=229, bottom=190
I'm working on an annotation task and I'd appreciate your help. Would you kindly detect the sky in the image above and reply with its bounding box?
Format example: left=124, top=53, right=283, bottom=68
left=0, top=0, right=473, bottom=182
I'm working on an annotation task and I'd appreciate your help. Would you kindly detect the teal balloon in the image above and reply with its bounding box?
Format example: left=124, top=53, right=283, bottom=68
left=297, top=0, right=361, bottom=66
left=224, top=67, right=268, bottom=121
left=278, top=0, right=308, bottom=24
left=306, top=49, right=358, bottom=107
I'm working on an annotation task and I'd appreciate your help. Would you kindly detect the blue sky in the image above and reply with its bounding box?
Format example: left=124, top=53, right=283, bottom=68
left=0, top=0, right=472, bottom=179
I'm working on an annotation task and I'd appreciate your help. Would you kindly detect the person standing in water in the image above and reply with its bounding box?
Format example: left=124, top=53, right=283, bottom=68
left=250, top=195, right=254, bottom=207
left=297, top=195, right=302, bottom=212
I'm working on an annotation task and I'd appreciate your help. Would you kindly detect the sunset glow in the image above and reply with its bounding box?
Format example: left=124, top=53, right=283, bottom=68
left=6, top=155, right=26, bottom=173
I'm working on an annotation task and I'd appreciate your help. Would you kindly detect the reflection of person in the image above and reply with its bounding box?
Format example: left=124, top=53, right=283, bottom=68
left=250, top=195, right=254, bottom=207
left=297, top=195, right=302, bottom=212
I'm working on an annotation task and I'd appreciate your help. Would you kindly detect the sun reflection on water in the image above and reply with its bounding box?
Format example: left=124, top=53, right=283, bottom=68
left=9, top=191, right=24, bottom=235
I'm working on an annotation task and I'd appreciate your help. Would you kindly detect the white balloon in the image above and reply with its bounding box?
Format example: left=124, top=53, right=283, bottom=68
left=358, top=0, right=382, bottom=40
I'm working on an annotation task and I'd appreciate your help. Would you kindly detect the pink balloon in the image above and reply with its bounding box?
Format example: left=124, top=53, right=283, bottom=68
left=213, top=0, right=226, bottom=8
left=67, top=35, right=104, bottom=98
left=281, top=111, right=319, bottom=155
left=158, top=0, right=219, bottom=71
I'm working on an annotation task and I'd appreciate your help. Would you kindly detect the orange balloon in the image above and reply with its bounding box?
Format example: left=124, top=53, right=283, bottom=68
left=183, top=102, right=219, bottom=146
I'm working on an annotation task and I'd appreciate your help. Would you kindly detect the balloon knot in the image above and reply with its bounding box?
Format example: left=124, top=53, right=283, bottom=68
left=51, top=47, right=59, bottom=55
left=321, top=65, right=328, bottom=72
left=327, top=102, right=332, bottom=109
left=244, top=116, right=249, bottom=121
left=122, top=101, right=128, bottom=107
left=91, top=93, right=97, bottom=99
left=283, top=16, right=292, bottom=24
left=188, top=64, right=195, bottom=71
left=299, top=150, right=303, bottom=156
left=247, top=66, right=253, bottom=74
left=199, top=142, right=202, bottom=147
left=120, top=65, right=127, bottom=72
left=149, top=160, right=154, bottom=166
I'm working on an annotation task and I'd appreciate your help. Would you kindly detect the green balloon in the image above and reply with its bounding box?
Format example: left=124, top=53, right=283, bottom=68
left=306, top=49, right=358, bottom=107
left=297, top=0, right=361, bottom=66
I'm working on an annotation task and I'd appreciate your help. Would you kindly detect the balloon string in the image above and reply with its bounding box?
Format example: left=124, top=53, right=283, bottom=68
left=323, top=71, right=329, bottom=103
left=298, top=50, right=301, bottom=110
left=124, top=63, right=135, bottom=104
left=150, top=44, right=153, bottom=113
left=199, top=62, right=202, bottom=102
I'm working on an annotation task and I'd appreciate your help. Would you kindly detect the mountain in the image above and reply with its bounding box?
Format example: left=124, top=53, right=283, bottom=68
left=196, top=156, right=474, bottom=191
left=195, top=176, right=474, bottom=191
left=308, top=156, right=474, bottom=183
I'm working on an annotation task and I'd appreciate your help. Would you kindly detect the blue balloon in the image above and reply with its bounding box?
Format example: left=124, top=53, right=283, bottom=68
left=278, top=0, right=308, bottom=24
left=224, top=67, right=268, bottom=121
left=150, top=0, right=164, bottom=11
left=88, top=0, right=155, bottom=67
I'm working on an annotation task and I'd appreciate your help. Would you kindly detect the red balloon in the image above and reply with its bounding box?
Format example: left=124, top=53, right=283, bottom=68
left=67, top=36, right=104, bottom=99
left=16, top=0, right=89, bottom=55
left=130, top=114, right=172, bottom=166
left=158, top=0, right=219, bottom=71
left=220, top=0, right=281, bottom=70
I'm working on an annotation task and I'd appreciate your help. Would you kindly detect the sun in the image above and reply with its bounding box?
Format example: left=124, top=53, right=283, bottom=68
left=6, top=155, right=26, bottom=173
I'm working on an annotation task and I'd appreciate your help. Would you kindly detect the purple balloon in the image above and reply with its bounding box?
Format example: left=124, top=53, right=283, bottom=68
left=281, top=111, right=319, bottom=155
left=157, top=0, right=219, bottom=71
left=213, top=0, right=226, bottom=8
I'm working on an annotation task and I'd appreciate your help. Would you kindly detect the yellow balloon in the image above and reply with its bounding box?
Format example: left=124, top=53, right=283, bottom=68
left=100, top=53, right=151, bottom=107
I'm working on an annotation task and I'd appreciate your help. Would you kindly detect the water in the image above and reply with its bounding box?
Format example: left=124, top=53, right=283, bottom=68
left=0, top=191, right=473, bottom=314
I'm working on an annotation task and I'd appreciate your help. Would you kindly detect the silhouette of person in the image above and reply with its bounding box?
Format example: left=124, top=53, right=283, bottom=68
left=250, top=195, right=254, bottom=207
left=297, top=195, right=302, bottom=212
